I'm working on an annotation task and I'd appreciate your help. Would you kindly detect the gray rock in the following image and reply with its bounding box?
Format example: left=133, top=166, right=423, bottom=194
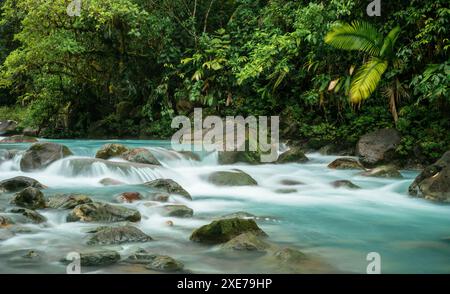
left=331, top=180, right=361, bottom=189
left=87, top=225, right=152, bottom=245
left=63, top=250, right=121, bottom=267
left=145, top=255, right=184, bottom=272
left=276, top=147, right=309, bottom=164
left=144, top=179, right=191, bottom=200
left=67, top=202, right=141, bottom=223
left=207, top=169, right=257, bottom=186
left=8, top=208, right=47, bottom=224
left=20, top=142, right=73, bottom=171
left=46, top=194, right=93, bottom=209
left=0, top=135, right=38, bottom=143
left=409, top=151, right=450, bottom=202
left=10, top=187, right=46, bottom=210
left=356, top=128, right=401, bottom=167
left=361, top=165, right=403, bottom=178
left=160, top=205, right=193, bottom=218
left=0, top=120, right=18, bottom=135
left=0, top=176, right=46, bottom=193
left=121, top=148, right=160, bottom=165
left=221, top=232, right=271, bottom=252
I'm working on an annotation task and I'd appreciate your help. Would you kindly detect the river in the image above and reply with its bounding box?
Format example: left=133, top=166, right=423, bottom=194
left=0, top=139, right=449, bottom=273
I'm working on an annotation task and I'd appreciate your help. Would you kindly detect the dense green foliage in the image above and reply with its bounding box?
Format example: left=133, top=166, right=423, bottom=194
left=0, top=0, right=449, bottom=162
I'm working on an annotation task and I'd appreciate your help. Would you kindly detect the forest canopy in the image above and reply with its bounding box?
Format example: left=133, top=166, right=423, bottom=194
left=0, top=0, right=449, bottom=162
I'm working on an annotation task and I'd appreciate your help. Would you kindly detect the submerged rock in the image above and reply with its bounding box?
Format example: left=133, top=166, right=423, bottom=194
left=144, top=179, right=191, bottom=200
left=218, top=211, right=257, bottom=220
left=409, top=151, right=450, bottom=202
left=328, top=158, right=364, bottom=170
left=0, top=135, right=38, bottom=143
left=0, top=215, right=14, bottom=228
left=160, top=205, right=193, bottom=218
left=361, top=165, right=403, bottom=178
left=87, top=225, right=152, bottom=245
left=67, top=202, right=141, bottom=223
left=190, top=218, right=267, bottom=244
left=0, top=229, right=15, bottom=240
left=356, top=128, right=401, bottom=168
left=150, top=192, right=170, bottom=202
left=8, top=208, right=47, bottom=224
left=95, top=143, right=129, bottom=160
left=122, top=148, right=160, bottom=165
left=99, top=178, right=125, bottom=186
left=0, top=176, right=46, bottom=193
left=115, top=192, right=143, bottom=203
left=276, top=147, right=309, bottom=164
left=46, top=194, right=93, bottom=209
left=221, top=232, right=271, bottom=252
left=331, top=180, right=361, bottom=189
left=146, top=255, right=185, bottom=272
left=20, top=142, right=73, bottom=171
left=10, top=187, right=46, bottom=210
left=62, top=250, right=121, bottom=267
left=273, top=247, right=307, bottom=264
left=207, top=170, right=257, bottom=186
left=280, top=179, right=304, bottom=186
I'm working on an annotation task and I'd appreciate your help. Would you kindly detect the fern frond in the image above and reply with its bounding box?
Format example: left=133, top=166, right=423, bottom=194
left=350, top=57, right=388, bottom=103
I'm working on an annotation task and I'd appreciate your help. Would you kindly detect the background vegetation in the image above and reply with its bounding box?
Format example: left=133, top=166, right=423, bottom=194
left=0, top=0, right=448, bottom=162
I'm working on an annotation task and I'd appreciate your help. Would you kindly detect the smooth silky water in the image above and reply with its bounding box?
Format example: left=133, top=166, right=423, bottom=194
left=0, top=139, right=449, bottom=274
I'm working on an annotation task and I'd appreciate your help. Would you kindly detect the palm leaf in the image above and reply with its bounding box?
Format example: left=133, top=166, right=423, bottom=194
left=380, top=26, right=401, bottom=58
left=325, top=21, right=383, bottom=56
left=350, top=57, right=388, bottom=103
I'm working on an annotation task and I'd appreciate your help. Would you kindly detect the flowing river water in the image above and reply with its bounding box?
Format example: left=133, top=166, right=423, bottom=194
left=0, top=139, right=449, bottom=274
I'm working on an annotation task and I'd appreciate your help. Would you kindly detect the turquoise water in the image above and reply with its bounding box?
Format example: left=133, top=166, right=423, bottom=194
left=0, top=139, right=449, bottom=274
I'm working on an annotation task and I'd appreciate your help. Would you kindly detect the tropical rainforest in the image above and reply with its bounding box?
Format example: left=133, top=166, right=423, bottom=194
left=0, top=0, right=449, bottom=163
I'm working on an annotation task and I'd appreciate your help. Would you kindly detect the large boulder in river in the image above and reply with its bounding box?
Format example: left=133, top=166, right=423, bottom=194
left=20, top=142, right=73, bottom=171
left=67, top=202, right=141, bottom=223
left=121, top=148, right=160, bottom=165
left=276, top=147, right=309, bottom=164
left=0, top=135, right=38, bottom=144
left=207, top=169, right=257, bottom=186
left=328, top=158, right=364, bottom=170
left=95, top=143, right=129, bottom=160
left=10, top=187, right=46, bottom=210
left=144, top=179, right=191, bottom=200
left=409, top=151, right=450, bottom=202
left=361, top=165, right=403, bottom=178
left=87, top=225, right=152, bottom=245
left=0, top=176, right=46, bottom=193
left=190, top=218, right=267, bottom=244
left=356, top=128, right=401, bottom=167
left=46, top=194, right=93, bottom=209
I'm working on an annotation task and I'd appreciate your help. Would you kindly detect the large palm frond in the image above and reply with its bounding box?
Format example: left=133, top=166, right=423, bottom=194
left=380, top=26, right=401, bottom=59
left=325, top=21, right=383, bottom=56
left=350, top=57, right=388, bottom=103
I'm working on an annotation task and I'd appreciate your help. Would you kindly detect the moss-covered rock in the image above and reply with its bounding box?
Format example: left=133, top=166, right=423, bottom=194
left=328, top=158, right=364, bottom=170
left=67, top=202, right=141, bottom=223
left=8, top=208, right=47, bottom=224
left=122, top=148, right=161, bottom=165
left=409, top=151, right=450, bottom=202
left=62, top=250, right=121, bottom=267
left=0, top=176, right=46, bottom=193
left=190, top=218, right=267, bottom=244
left=10, top=187, right=46, bottom=210
left=95, top=143, right=129, bottom=160
left=46, top=194, right=93, bottom=209
left=160, top=204, right=193, bottom=218
left=221, top=232, right=271, bottom=252
left=145, top=255, right=185, bottom=272
left=207, top=169, right=258, bottom=186
left=87, top=225, right=152, bottom=245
